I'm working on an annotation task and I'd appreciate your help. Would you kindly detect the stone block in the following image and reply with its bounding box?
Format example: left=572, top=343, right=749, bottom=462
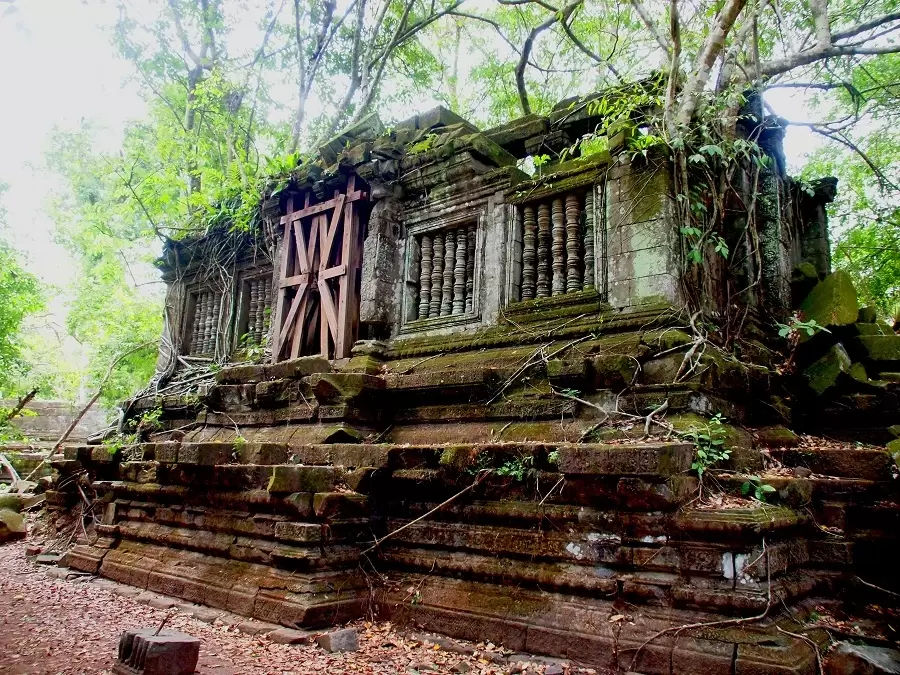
left=154, top=443, right=179, bottom=463
left=178, top=443, right=234, bottom=466
left=267, top=465, right=337, bottom=494
left=556, top=442, right=693, bottom=476
left=313, top=492, right=368, bottom=518
left=0, top=509, right=26, bottom=542
left=309, top=373, right=384, bottom=404
left=268, top=627, right=313, bottom=644
left=254, top=379, right=298, bottom=407
left=215, top=364, right=267, bottom=384
left=753, top=426, right=800, bottom=448
left=115, top=628, right=200, bottom=675
left=805, top=343, right=852, bottom=395
left=799, top=270, right=859, bottom=327
left=854, top=334, right=900, bottom=363
left=236, top=442, right=289, bottom=465
left=284, top=492, right=314, bottom=518
left=274, top=522, right=324, bottom=544
left=267, top=356, right=331, bottom=380
left=826, top=642, right=900, bottom=675
left=315, top=627, right=359, bottom=652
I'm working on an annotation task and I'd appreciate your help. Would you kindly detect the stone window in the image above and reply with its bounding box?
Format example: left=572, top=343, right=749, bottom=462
left=402, top=211, right=483, bottom=332
left=183, top=287, right=223, bottom=356
left=234, top=270, right=273, bottom=351
left=508, top=183, right=605, bottom=303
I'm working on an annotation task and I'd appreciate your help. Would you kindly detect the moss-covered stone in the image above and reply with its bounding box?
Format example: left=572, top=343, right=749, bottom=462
left=267, top=465, right=337, bottom=493
left=643, top=328, right=692, bottom=353
left=799, top=270, right=859, bottom=327
left=0, top=508, right=25, bottom=542
left=853, top=334, right=900, bottom=363
left=857, top=306, right=878, bottom=323
left=804, top=343, right=852, bottom=395
left=0, top=494, right=25, bottom=512
left=855, top=322, right=893, bottom=336
left=753, top=426, right=800, bottom=449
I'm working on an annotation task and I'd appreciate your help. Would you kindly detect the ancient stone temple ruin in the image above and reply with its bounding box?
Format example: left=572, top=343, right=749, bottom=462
left=55, top=85, right=899, bottom=674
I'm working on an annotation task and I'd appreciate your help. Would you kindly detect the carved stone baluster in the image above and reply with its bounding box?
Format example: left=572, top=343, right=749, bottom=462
left=194, top=292, right=206, bottom=353
left=257, top=280, right=267, bottom=340
left=565, top=193, right=582, bottom=293
left=521, top=206, right=537, bottom=301
left=465, top=224, right=476, bottom=313
left=441, top=229, right=455, bottom=316
left=248, top=281, right=259, bottom=340
left=583, top=189, right=595, bottom=290
left=536, top=204, right=551, bottom=298
left=551, top=198, right=566, bottom=296
left=262, top=278, right=272, bottom=334
left=205, top=293, right=217, bottom=354
left=418, top=234, right=433, bottom=319
left=190, top=293, right=202, bottom=354
left=453, top=227, right=467, bottom=314
left=430, top=232, right=444, bottom=318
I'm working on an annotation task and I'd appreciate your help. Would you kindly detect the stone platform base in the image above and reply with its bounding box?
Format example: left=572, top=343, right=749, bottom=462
left=66, top=539, right=369, bottom=629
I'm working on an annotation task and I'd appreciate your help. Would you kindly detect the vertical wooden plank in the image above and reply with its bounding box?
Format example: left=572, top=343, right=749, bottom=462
left=336, top=196, right=360, bottom=357
left=272, top=196, right=295, bottom=360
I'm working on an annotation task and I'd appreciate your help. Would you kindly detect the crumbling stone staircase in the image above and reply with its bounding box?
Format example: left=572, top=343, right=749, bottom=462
left=53, top=301, right=899, bottom=674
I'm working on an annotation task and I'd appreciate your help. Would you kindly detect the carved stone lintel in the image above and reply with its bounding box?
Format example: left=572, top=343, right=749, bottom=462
left=565, top=193, right=582, bottom=293
left=583, top=189, right=595, bottom=291
left=551, top=197, right=565, bottom=296
left=454, top=228, right=467, bottom=314
left=441, top=229, right=455, bottom=316
left=536, top=203, right=551, bottom=298
left=418, top=234, right=432, bottom=319
left=430, top=232, right=444, bottom=318
left=522, top=205, right=536, bottom=301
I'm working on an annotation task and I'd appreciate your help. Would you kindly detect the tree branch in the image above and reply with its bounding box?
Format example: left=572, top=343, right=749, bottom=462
left=676, top=0, right=748, bottom=127
left=629, top=0, right=670, bottom=53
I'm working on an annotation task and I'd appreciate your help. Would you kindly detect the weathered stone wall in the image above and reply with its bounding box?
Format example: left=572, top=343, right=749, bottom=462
left=606, top=157, right=679, bottom=307
left=0, top=399, right=106, bottom=441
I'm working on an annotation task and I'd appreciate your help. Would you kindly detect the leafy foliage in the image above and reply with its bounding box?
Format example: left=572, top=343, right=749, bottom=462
left=0, top=186, right=43, bottom=396
left=682, top=413, right=731, bottom=477
left=741, top=475, right=777, bottom=502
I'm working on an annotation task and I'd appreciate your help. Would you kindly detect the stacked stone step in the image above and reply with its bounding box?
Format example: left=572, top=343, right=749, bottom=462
left=60, top=440, right=376, bottom=628
left=372, top=442, right=827, bottom=618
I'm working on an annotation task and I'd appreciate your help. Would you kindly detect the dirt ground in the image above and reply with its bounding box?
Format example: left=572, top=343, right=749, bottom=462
left=0, top=538, right=593, bottom=675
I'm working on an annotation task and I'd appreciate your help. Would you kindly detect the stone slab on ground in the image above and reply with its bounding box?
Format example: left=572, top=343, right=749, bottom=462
left=267, top=627, right=313, bottom=644
left=315, top=627, right=359, bottom=652
left=114, top=628, right=200, bottom=675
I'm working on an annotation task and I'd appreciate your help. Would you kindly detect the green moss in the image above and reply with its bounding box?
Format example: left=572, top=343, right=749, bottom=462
left=804, top=343, right=852, bottom=395
left=855, top=335, right=900, bottom=362
left=799, top=270, right=859, bottom=327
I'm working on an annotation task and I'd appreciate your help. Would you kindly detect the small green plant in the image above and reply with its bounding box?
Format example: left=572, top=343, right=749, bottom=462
left=495, top=454, right=535, bottom=482
left=775, top=312, right=831, bottom=374
left=532, top=153, right=551, bottom=176
left=104, top=433, right=137, bottom=456
left=741, top=475, right=777, bottom=502
left=239, top=332, right=266, bottom=361
left=546, top=450, right=560, bottom=467
left=777, top=313, right=829, bottom=340
left=232, top=435, right=247, bottom=460
left=139, top=406, right=163, bottom=430
left=409, top=133, right=437, bottom=154
left=682, top=413, right=731, bottom=477
left=468, top=452, right=536, bottom=482
left=679, top=225, right=729, bottom=264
